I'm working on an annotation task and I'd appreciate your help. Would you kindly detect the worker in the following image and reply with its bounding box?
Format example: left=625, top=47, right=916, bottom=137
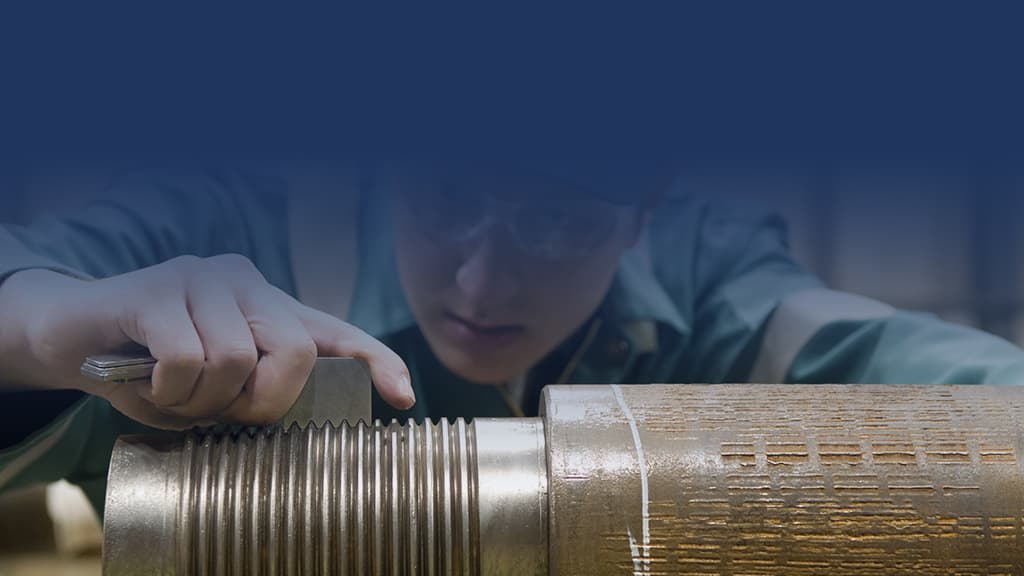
left=2, top=161, right=1024, bottom=515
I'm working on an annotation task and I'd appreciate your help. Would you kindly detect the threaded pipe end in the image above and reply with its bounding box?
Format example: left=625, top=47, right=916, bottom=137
left=106, top=419, right=481, bottom=575
left=181, top=419, right=479, bottom=576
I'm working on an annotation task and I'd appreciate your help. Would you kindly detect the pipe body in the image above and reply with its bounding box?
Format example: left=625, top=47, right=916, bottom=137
left=105, top=385, right=1024, bottom=575
left=544, top=384, right=1024, bottom=575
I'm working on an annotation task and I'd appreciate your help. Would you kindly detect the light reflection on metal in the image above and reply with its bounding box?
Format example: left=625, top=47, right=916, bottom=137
left=105, top=384, right=1024, bottom=575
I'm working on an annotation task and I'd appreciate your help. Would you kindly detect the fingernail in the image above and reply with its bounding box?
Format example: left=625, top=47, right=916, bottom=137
left=400, top=374, right=416, bottom=406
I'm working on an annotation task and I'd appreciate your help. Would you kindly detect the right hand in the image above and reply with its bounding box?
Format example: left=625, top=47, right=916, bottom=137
left=0, top=254, right=415, bottom=429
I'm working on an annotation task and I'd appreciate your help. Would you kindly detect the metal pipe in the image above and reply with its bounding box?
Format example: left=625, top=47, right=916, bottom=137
left=104, top=418, right=546, bottom=575
left=104, top=384, right=1024, bottom=575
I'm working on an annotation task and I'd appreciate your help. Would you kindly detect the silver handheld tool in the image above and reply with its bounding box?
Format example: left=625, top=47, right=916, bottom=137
left=81, top=354, right=372, bottom=427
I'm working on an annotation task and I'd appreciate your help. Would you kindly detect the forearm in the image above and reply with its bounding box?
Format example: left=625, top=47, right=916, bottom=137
left=0, top=270, right=92, bottom=450
left=0, top=269, right=66, bottom=390
left=0, top=269, right=95, bottom=391
left=0, top=173, right=250, bottom=388
left=787, top=310, right=1024, bottom=385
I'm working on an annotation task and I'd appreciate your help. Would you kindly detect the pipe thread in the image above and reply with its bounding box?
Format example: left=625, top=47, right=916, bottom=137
left=176, top=419, right=480, bottom=576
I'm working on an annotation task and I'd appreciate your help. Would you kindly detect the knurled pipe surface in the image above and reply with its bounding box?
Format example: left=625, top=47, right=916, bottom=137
left=543, top=384, right=1024, bottom=575
left=104, top=418, right=548, bottom=576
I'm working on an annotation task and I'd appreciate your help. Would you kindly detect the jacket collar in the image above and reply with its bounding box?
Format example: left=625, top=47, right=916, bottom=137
left=602, top=240, right=688, bottom=342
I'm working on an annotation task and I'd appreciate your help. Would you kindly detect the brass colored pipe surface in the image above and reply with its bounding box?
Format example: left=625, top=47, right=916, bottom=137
left=544, top=384, right=1024, bottom=575
left=105, top=385, right=1024, bottom=575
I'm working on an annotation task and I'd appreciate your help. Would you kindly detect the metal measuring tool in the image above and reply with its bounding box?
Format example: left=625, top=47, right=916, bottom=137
left=80, top=353, right=372, bottom=427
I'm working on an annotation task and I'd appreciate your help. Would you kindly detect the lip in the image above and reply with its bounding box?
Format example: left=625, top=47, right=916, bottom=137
left=441, top=311, right=525, bottom=348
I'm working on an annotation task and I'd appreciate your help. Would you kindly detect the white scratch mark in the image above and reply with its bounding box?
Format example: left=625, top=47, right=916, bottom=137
left=613, top=384, right=650, bottom=575
left=627, top=527, right=644, bottom=575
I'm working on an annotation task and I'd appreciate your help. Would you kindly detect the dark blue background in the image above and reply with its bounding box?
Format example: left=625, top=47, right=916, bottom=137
left=1, top=3, right=1020, bottom=174
left=1, top=2, right=1021, bottom=341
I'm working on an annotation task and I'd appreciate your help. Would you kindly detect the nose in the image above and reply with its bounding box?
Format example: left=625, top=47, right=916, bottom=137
left=455, top=227, right=520, bottom=310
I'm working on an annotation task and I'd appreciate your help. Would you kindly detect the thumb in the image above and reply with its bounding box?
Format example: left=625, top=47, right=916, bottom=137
left=294, top=304, right=416, bottom=410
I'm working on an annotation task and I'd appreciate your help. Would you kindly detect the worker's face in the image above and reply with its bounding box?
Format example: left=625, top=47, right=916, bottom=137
left=386, top=169, right=645, bottom=384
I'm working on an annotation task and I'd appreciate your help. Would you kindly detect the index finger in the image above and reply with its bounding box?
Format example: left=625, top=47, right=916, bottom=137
left=293, top=303, right=415, bottom=410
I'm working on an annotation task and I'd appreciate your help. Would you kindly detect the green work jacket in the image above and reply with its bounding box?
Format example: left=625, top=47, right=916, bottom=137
left=3, top=169, right=1024, bottom=513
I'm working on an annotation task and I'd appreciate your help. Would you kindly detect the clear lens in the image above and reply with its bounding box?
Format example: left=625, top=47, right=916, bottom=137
left=514, top=200, right=618, bottom=260
left=397, top=183, right=621, bottom=261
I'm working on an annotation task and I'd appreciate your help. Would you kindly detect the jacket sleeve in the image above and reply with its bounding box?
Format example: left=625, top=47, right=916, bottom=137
left=676, top=199, right=1024, bottom=385
left=0, top=170, right=273, bottom=283
left=781, top=304, right=1024, bottom=385
left=0, top=169, right=288, bottom=512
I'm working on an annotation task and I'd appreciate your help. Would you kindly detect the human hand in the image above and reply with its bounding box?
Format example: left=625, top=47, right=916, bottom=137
left=0, top=255, right=414, bottom=429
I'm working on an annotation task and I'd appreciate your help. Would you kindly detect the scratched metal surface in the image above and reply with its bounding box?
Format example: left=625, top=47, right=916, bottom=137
left=542, top=384, right=1024, bottom=576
